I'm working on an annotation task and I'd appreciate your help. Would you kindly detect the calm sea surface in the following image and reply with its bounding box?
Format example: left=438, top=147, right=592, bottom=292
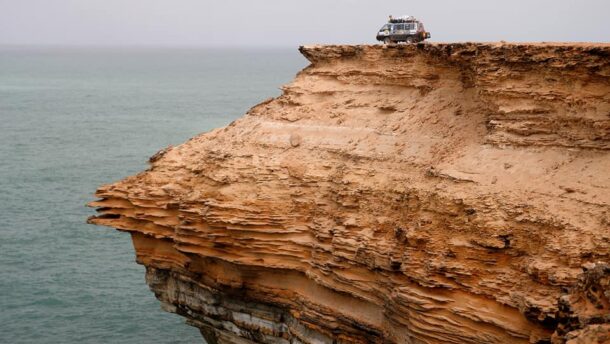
left=0, top=46, right=307, bottom=343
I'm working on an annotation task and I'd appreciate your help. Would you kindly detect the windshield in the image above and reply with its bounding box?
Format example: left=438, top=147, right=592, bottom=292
left=379, top=24, right=390, bottom=31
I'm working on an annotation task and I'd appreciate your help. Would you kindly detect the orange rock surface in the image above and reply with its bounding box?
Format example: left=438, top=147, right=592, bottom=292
left=88, top=43, right=610, bottom=344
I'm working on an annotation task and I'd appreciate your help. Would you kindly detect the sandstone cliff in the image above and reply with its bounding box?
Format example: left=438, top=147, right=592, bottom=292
left=88, top=43, right=610, bottom=344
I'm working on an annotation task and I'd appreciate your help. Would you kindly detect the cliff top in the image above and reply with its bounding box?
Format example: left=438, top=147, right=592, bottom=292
left=299, top=42, right=610, bottom=64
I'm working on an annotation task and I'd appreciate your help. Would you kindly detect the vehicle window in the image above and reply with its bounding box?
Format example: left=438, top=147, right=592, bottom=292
left=396, top=24, right=405, bottom=31
left=381, top=24, right=389, bottom=31
left=405, top=23, right=414, bottom=30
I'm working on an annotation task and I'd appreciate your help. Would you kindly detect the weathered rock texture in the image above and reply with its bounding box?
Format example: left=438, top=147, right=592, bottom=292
left=88, top=43, right=610, bottom=344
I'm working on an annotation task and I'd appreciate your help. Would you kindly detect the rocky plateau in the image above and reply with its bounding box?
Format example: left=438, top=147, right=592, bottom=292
left=88, top=43, right=610, bottom=344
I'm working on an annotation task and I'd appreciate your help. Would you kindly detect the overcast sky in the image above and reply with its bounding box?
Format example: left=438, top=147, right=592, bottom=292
left=1, top=0, right=608, bottom=47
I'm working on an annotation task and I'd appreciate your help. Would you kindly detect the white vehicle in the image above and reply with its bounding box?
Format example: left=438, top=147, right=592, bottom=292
left=376, top=15, right=431, bottom=44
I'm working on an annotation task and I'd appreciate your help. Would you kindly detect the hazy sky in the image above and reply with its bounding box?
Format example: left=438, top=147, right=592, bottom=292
left=1, top=0, right=608, bottom=47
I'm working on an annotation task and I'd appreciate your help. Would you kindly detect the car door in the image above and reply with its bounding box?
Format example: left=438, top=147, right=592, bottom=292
left=393, top=24, right=405, bottom=41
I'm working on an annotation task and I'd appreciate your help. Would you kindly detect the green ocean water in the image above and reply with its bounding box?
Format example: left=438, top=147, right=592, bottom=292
left=0, top=46, right=307, bottom=343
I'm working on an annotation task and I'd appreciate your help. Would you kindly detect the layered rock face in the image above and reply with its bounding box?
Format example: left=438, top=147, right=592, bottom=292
left=88, top=43, right=610, bottom=344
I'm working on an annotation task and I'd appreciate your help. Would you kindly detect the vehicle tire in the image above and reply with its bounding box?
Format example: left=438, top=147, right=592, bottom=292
left=406, top=36, right=414, bottom=44
left=384, top=37, right=392, bottom=44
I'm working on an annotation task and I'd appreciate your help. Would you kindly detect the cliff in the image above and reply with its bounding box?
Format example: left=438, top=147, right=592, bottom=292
left=88, top=43, right=610, bottom=344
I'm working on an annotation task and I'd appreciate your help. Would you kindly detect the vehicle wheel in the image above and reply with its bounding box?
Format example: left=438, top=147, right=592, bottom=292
left=406, top=37, right=414, bottom=44
left=384, top=37, right=392, bottom=44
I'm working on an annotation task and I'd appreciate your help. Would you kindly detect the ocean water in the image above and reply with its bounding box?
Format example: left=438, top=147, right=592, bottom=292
left=0, top=46, right=307, bottom=343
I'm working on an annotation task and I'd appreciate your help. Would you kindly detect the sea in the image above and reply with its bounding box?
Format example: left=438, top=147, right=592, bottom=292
left=0, top=46, right=307, bottom=343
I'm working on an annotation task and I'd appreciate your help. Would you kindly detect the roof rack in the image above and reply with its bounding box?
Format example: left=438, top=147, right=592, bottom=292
left=389, top=15, right=417, bottom=23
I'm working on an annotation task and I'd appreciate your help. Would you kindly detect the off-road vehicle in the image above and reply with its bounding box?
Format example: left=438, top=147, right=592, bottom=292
left=376, top=16, right=431, bottom=44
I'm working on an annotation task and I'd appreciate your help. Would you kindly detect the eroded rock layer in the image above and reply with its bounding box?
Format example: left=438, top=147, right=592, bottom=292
left=88, top=43, right=610, bottom=344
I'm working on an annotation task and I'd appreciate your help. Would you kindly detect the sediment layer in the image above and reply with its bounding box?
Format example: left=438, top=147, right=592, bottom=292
left=89, top=43, right=610, bottom=344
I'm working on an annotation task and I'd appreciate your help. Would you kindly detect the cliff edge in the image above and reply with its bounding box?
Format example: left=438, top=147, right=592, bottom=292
left=88, top=43, right=610, bottom=344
